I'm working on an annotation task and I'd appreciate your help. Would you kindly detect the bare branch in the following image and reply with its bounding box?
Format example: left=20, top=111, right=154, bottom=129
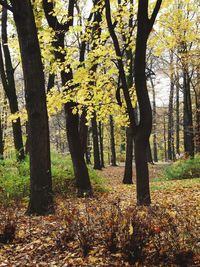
left=148, top=0, right=162, bottom=33
left=0, top=0, right=13, bottom=13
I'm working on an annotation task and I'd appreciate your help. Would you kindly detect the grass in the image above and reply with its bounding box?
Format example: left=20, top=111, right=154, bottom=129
left=163, top=154, right=200, bottom=180
left=150, top=177, right=200, bottom=191
left=0, top=152, right=107, bottom=205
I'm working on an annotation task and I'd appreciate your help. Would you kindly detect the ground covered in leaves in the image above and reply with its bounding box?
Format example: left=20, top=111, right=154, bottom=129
left=0, top=164, right=199, bottom=266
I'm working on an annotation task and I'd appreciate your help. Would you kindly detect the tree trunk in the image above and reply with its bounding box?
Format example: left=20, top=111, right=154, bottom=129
left=105, top=0, right=162, bottom=205
left=175, top=78, right=180, bottom=155
left=65, top=103, right=92, bottom=196
left=47, top=73, right=55, bottom=92
left=183, top=70, right=194, bottom=157
left=43, top=0, right=92, bottom=195
left=164, top=114, right=167, bottom=161
left=110, top=115, right=117, bottom=166
left=194, top=91, right=200, bottom=153
left=99, top=121, right=105, bottom=168
left=92, top=112, right=101, bottom=170
left=147, top=141, right=154, bottom=164
left=168, top=74, right=175, bottom=160
left=1, top=7, right=25, bottom=161
left=123, top=127, right=133, bottom=184
left=0, top=118, right=4, bottom=160
left=150, top=77, right=158, bottom=162
left=11, top=0, right=54, bottom=215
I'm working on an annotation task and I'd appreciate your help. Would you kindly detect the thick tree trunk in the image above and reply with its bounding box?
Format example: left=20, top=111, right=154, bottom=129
left=133, top=0, right=153, bottom=205
left=1, top=7, right=24, bottom=161
left=11, top=0, right=54, bottom=215
left=92, top=112, right=101, bottom=170
left=183, top=70, right=194, bottom=157
left=99, top=121, right=105, bottom=168
left=123, top=127, right=133, bottom=184
left=134, top=138, right=151, bottom=205
left=110, top=115, right=117, bottom=166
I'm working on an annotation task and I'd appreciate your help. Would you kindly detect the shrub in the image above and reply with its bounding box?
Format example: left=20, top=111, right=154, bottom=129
left=0, top=152, right=106, bottom=205
left=163, top=154, right=200, bottom=180
left=55, top=201, right=197, bottom=265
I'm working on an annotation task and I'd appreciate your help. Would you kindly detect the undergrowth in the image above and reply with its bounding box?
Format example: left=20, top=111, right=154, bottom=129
left=0, top=152, right=106, bottom=205
left=163, top=154, right=200, bottom=180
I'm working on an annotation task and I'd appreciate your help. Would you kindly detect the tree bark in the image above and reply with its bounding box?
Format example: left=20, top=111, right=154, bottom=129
left=164, top=114, right=167, bottom=161
left=175, top=77, right=180, bottom=155
left=99, top=121, right=105, bottom=168
left=150, top=77, right=158, bottom=162
left=123, top=127, right=133, bottom=184
left=194, top=89, right=200, bottom=153
left=9, top=0, right=54, bottom=215
left=110, top=115, right=117, bottom=166
left=147, top=141, right=154, bottom=164
left=43, top=0, right=92, bottom=195
left=183, top=69, right=194, bottom=157
left=168, top=72, right=175, bottom=160
left=1, top=7, right=25, bottom=161
left=92, top=112, right=101, bottom=170
left=0, top=118, right=4, bottom=160
left=105, top=0, right=162, bottom=205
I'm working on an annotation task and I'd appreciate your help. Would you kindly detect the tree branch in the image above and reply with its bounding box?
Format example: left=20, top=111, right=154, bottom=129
left=0, top=0, right=13, bottom=13
left=148, top=0, right=162, bottom=33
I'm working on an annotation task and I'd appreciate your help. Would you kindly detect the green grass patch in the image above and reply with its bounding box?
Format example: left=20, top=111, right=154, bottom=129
left=0, top=152, right=106, bottom=205
left=150, top=177, right=200, bottom=191
left=163, top=154, right=200, bottom=180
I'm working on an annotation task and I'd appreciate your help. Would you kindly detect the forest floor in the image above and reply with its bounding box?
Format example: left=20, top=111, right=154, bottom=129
left=0, top=164, right=200, bottom=266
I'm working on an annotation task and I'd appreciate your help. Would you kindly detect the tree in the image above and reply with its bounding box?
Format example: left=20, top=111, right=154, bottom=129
left=109, top=115, right=117, bottom=166
left=0, top=0, right=54, bottom=215
left=0, top=6, right=25, bottom=161
left=105, top=0, right=162, bottom=205
left=0, top=117, right=3, bottom=159
left=43, top=0, right=92, bottom=196
left=123, top=127, right=133, bottom=184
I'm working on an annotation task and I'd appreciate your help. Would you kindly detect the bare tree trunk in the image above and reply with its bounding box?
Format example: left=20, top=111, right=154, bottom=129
left=0, top=118, right=4, bottom=159
left=110, top=115, right=117, bottom=166
left=99, top=121, right=105, bottom=168
left=150, top=77, right=158, bottom=162
left=164, top=114, right=167, bottom=161
left=0, top=7, right=25, bottom=161
left=168, top=75, right=175, bottom=160
left=123, top=127, right=133, bottom=184
left=10, top=0, right=54, bottom=215
left=43, top=0, right=92, bottom=195
left=105, top=0, right=162, bottom=205
left=175, top=77, right=180, bottom=155
left=92, top=112, right=101, bottom=170
left=183, top=69, right=194, bottom=157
